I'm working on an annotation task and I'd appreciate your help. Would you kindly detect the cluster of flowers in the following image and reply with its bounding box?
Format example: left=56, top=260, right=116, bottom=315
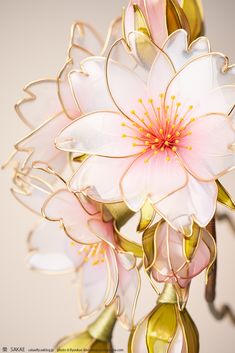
left=6, top=0, right=235, bottom=352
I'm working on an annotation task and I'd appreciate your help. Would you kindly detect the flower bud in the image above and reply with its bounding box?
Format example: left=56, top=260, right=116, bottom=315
left=128, top=284, right=199, bottom=353
left=124, top=0, right=204, bottom=46
left=55, top=304, right=116, bottom=352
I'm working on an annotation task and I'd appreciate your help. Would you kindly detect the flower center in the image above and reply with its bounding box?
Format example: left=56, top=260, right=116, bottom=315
left=122, top=94, right=195, bottom=162
left=70, top=241, right=106, bottom=266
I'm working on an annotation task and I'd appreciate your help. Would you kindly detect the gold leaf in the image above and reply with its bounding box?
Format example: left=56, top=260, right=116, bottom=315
left=181, top=0, right=204, bottom=41
left=179, top=309, right=199, bottom=353
left=146, top=303, right=178, bottom=353
left=142, top=221, right=161, bottom=270
left=216, top=180, right=235, bottom=210
left=114, top=222, right=143, bottom=258
left=183, top=222, right=201, bottom=262
left=137, top=201, right=155, bottom=232
left=166, top=0, right=191, bottom=40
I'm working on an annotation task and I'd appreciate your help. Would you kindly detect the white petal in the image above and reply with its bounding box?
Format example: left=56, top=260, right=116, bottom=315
left=155, top=175, right=217, bottom=233
left=28, top=220, right=86, bottom=273
left=56, top=111, right=144, bottom=157
left=15, top=113, right=70, bottom=172
left=42, top=189, right=101, bottom=244
left=163, top=30, right=210, bottom=71
left=70, top=156, right=133, bottom=203
left=121, top=152, right=187, bottom=211
left=68, top=57, right=115, bottom=113
left=165, top=53, right=235, bottom=115
left=15, top=79, right=62, bottom=129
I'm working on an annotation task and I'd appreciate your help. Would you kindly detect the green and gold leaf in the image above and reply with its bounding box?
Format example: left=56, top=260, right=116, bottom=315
left=137, top=201, right=156, bottom=232
left=216, top=180, right=235, bottom=210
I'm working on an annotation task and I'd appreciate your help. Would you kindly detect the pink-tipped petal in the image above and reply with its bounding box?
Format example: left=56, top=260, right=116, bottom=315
left=121, top=151, right=187, bottom=211
left=155, top=175, right=217, bottom=233
left=70, top=156, right=133, bottom=203
left=43, top=189, right=101, bottom=244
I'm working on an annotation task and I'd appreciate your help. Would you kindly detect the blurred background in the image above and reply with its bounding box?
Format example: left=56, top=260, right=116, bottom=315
left=1, top=0, right=235, bottom=351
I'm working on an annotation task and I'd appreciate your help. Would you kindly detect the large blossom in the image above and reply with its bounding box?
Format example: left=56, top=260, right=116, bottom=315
left=56, top=30, right=235, bottom=234
left=7, top=19, right=121, bottom=175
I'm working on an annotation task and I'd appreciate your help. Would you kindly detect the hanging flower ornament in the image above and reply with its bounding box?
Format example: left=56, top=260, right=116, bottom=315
left=4, top=0, right=235, bottom=352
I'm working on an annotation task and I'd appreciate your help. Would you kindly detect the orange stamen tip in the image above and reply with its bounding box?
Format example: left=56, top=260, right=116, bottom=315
left=166, top=157, right=171, bottom=161
left=187, top=146, right=192, bottom=150
left=145, top=141, right=150, bottom=146
left=139, top=128, right=143, bottom=132
left=159, top=93, right=164, bottom=98
left=159, top=129, right=164, bottom=134
left=148, top=98, right=153, bottom=103
left=188, top=131, right=192, bottom=135
left=176, top=102, right=181, bottom=107
left=155, top=138, right=159, bottom=142
left=151, top=145, right=156, bottom=150
left=132, top=143, right=137, bottom=147
left=122, top=134, right=127, bottom=138
left=167, top=134, right=172, bottom=138
left=130, top=109, right=136, bottom=114
left=154, top=151, right=159, bottom=155
left=138, top=98, right=143, bottom=103
left=171, top=96, right=176, bottom=100
left=142, top=148, right=147, bottom=153
left=70, top=242, right=75, bottom=246
left=121, top=122, right=126, bottom=126
left=176, top=132, right=180, bottom=137
left=164, top=141, right=169, bottom=146
left=144, top=158, right=149, bottom=164
left=189, top=105, right=193, bottom=110
left=172, top=146, right=177, bottom=152
left=190, top=118, right=196, bottom=122
left=146, top=133, right=151, bottom=138
left=175, top=139, right=180, bottom=144
left=160, top=147, right=164, bottom=151
left=171, top=125, right=175, bottom=129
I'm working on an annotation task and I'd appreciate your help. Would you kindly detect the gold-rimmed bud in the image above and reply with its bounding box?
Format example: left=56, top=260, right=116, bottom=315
left=128, top=284, right=199, bottom=353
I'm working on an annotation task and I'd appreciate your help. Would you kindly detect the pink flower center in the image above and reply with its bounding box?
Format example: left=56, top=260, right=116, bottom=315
left=122, top=94, right=196, bottom=162
left=70, top=241, right=106, bottom=266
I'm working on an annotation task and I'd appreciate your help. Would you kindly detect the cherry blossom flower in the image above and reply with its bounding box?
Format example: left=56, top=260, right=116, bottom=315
left=56, top=30, right=235, bottom=234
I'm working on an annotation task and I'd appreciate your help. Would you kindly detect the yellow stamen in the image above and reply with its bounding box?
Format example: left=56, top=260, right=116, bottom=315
left=167, top=134, right=171, bottom=138
left=122, top=134, right=127, bottom=138
left=155, top=138, right=159, bottom=142
left=166, top=156, right=171, bottom=161
left=172, top=146, right=177, bottom=152
left=138, top=98, right=143, bottom=103
left=148, top=98, right=153, bottom=103
left=165, top=141, right=169, bottom=146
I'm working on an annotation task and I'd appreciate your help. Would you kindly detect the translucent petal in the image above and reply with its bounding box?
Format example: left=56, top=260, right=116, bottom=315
left=15, top=113, right=70, bottom=172
left=162, top=29, right=210, bottom=71
left=155, top=174, right=217, bottom=232
left=116, top=256, right=140, bottom=329
left=43, top=189, right=101, bottom=244
left=15, top=79, right=62, bottom=129
left=56, top=111, right=144, bottom=157
left=178, top=114, right=235, bottom=181
left=121, top=151, right=187, bottom=211
left=165, top=53, right=235, bottom=114
left=129, top=317, right=148, bottom=353
left=28, top=220, right=86, bottom=272
left=68, top=57, right=115, bottom=113
left=70, top=156, right=133, bottom=203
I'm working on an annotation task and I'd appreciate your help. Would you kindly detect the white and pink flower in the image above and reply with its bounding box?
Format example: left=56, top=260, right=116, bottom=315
left=56, top=30, right=235, bottom=234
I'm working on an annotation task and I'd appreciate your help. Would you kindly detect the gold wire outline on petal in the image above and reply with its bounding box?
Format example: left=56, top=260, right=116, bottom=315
left=105, top=32, right=175, bottom=121
left=55, top=109, right=143, bottom=158
left=87, top=218, right=116, bottom=251
left=26, top=219, right=80, bottom=276
left=153, top=177, right=218, bottom=236
left=115, top=263, right=141, bottom=331
left=76, top=248, right=115, bottom=320
left=163, top=51, right=232, bottom=109
left=14, top=112, right=67, bottom=170
left=68, top=154, right=135, bottom=206
left=176, top=112, right=235, bottom=182
left=32, top=160, right=67, bottom=185
left=161, top=28, right=211, bottom=58
left=101, top=16, right=122, bottom=57
left=129, top=311, right=148, bottom=353
left=41, top=189, right=101, bottom=246
left=119, top=150, right=189, bottom=213
left=11, top=172, right=56, bottom=216
left=15, top=78, right=59, bottom=129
